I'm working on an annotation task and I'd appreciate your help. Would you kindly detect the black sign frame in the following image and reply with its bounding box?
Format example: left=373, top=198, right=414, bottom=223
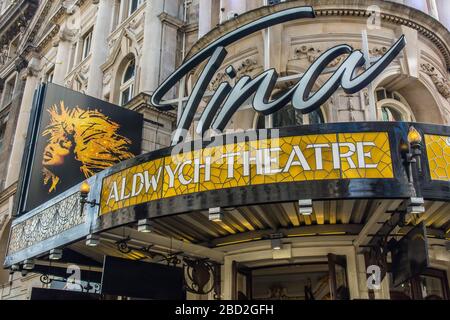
left=15, top=83, right=143, bottom=215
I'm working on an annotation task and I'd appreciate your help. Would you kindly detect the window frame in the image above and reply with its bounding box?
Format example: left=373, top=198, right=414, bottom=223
left=1, top=74, right=17, bottom=108
left=376, top=88, right=414, bottom=122
left=46, top=67, right=54, bottom=84
left=119, top=58, right=136, bottom=106
left=0, top=115, right=7, bottom=153
left=81, top=29, right=93, bottom=60
left=128, top=0, right=144, bottom=17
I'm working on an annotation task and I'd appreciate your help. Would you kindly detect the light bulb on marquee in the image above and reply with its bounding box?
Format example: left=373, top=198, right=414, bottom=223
left=407, top=126, right=422, bottom=146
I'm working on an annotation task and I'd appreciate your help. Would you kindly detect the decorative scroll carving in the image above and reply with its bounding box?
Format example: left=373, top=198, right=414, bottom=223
left=293, top=45, right=390, bottom=68
left=183, top=257, right=218, bottom=295
left=66, top=64, right=89, bottom=89
left=0, top=44, right=9, bottom=65
left=103, top=71, right=112, bottom=85
left=293, top=45, right=345, bottom=68
left=208, top=58, right=259, bottom=91
left=421, top=63, right=450, bottom=99
left=370, top=46, right=388, bottom=57
left=7, top=192, right=85, bottom=255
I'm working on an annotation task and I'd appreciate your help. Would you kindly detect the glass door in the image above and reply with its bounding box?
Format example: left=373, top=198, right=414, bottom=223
left=389, top=267, right=449, bottom=300
left=328, top=254, right=350, bottom=300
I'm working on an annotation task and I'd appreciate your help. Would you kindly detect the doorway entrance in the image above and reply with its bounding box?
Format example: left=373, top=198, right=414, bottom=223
left=233, top=254, right=350, bottom=300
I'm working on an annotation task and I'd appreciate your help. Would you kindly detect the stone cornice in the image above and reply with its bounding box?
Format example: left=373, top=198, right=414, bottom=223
left=125, top=92, right=177, bottom=120
left=186, top=0, right=450, bottom=71
left=159, top=12, right=185, bottom=29
left=19, top=0, right=53, bottom=52
left=50, top=0, right=90, bottom=26
left=0, top=183, right=17, bottom=205
left=0, top=0, right=38, bottom=47
left=35, top=24, right=61, bottom=52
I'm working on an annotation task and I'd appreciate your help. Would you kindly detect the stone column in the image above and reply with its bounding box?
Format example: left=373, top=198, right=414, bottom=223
left=52, top=30, right=72, bottom=86
left=427, top=0, right=439, bottom=20
left=198, top=0, right=212, bottom=38
left=86, top=0, right=113, bottom=98
left=140, top=0, right=165, bottom=94
left=436, top=0, right=450, bottom=30
left=4, top=57, right=41, bottom=187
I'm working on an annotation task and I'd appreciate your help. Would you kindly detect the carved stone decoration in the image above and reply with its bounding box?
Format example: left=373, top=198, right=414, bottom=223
left=421, top=63, right=450, bottom=99
left=59, top=25, right=78, bottom=42
left=69, top=64, right=90, bottom=90
left=128, top=14, right=145, bottom=31
left=208, top=58, right=259, bottom=91
left=338, top=94, right=363, bottom=121
left=103, top=71, right=112, bottom=86
left=276, top=79, right=297, bottom=92
left=347, top=96, right=356, bottom=121
left=293, top=45, right=346, bottom=68
left=108, top=37, right=118, bottom=50
left=293, top=45, right=320, bottom=63
left=124, top=25, right=141, bottom=58
left=369, top=46, right=388, bottom=57
left=0, top=44, right=9, bottom=65
left=236, top=58, right=259, bottom=78
left=363, top=90, right=370, bottom=106
left=7, top=192, right=85, bottom=255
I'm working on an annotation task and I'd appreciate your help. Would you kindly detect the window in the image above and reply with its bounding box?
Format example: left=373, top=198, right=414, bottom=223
left=128, top=0, right=144, bottom=16
left=81, top=30, right=93, bottom=60
left=120, top=58, right=136, bottom=105
left=389, top=268, right=449, bottom=300
left=376, top=88, right=413, bottom=122
left=0, top=116, right=7, bottom=153
left=68, top=42, right=77, bottom=71
left=381, top=106, right=403, bottom=122
left=2, top=75, right=16, bottom=107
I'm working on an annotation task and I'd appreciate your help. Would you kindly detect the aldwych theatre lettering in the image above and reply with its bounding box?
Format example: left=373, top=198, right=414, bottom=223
left=100, top=132, right=393, bottom=214
left=151, top=7, right=406, bottom=145
left=107, top=141, right=378, bottom=204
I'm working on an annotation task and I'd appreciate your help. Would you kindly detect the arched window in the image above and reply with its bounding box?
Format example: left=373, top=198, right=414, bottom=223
left=376, top=88, right=414, bottom=122
left=381, top=106, right=403, bottom=122
left=120, top=58, right=136, bottom=105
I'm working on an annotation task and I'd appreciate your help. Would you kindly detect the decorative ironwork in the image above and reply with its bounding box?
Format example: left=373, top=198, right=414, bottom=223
left=183, top=257, right=220, bottom=296
left=114, top=236, right=181, bottom=265
left=111, top=237, right=222, bottom=297
left=39, top=275, right=101, bottom=294
left=7, top=192, right=85, bottom=255
left=115, top=236, right=132, bottom=254
left=39, top=274, right=52, bottom=285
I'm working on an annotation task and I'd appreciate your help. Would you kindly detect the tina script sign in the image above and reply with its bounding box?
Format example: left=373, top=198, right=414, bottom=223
left=151, top=6, right=406, bottom=145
